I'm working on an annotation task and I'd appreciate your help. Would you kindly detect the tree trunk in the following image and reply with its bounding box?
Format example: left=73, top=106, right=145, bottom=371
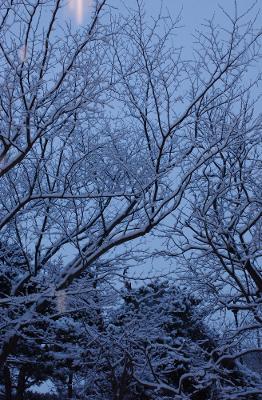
left=16, top=366, right=26, bottom=400
left=67, top=372, right=73, bottom=399
left=0, top=335, right=18, bottom=366
left=245, top=260, right=262, bottom=293
left=3, top=365, right=12, bottom=400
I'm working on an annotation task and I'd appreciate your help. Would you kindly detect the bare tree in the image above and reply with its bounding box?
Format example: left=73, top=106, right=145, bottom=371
left=164, top=111, right=262, bottom=359
left=0, top=0, right=261, bottom=389
left=161, top=5, right=262, bottom=373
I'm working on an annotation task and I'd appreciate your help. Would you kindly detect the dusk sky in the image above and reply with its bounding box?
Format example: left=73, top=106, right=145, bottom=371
left=1, top=0, right=261, bottom=397
left=68, top=0, right=260, bottom=47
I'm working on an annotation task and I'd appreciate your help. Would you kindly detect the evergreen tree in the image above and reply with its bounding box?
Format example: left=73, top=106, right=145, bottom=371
left=94, top=281, right=260, bottom=400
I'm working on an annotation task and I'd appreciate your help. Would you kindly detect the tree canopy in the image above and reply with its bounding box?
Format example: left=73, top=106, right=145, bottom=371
left=0, top=0, right=261, bottom=398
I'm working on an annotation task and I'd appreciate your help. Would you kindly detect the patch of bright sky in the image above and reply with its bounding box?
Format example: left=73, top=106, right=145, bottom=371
left=66, top=0, right=261, bottom=113
left=67, top=0, right=260, bottom=49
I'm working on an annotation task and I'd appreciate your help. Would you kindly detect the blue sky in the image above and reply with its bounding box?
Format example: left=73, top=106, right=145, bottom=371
left=123, top=0, right=259, bottom=52
left=69, top=1, right=260, bottom=59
